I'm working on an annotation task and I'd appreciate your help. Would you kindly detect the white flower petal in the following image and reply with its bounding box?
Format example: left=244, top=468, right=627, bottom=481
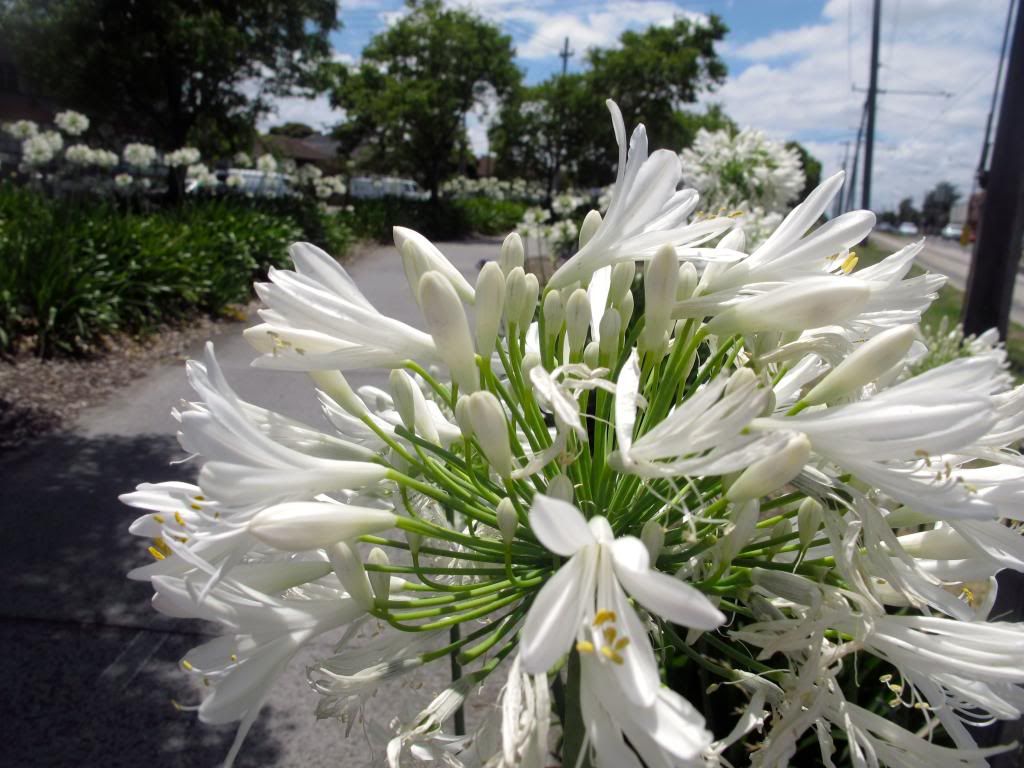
left=528, top=494, right=593, bottom=556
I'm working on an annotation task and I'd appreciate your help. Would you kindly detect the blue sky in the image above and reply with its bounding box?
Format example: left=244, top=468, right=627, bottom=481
left=265, top=0, right=1012, bottom=211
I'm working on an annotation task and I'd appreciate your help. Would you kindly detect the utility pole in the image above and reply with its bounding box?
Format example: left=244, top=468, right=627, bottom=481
left=861, top=0, right=882, bottom=212
left=962, top=0, right=1024, bottom=341
left=834, top=141, right=851, bottom=218
left=845, top=102, right=868, bottom=214
left=548, top=37, right=574, bottom=205
left=559, top=37, right=573, bottom=77
left=971, top=0, right=1015, bottom=201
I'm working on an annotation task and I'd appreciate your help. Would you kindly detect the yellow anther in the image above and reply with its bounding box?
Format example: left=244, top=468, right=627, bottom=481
left=602, top=627, right=618, bottom=644
left=576, top=641, right=595, bottom=654
left=728, top=210, right=746, bottom=218
left=203, top=677, right=210, bottom=687
left=171, top=699, right=183, bottom=711
left=173, top=535, right=188, bottom=543
left=175, top=511, right=187, bottom=525
left=914, top=449, right=932, bottom=466
left=147, top=546, right=166, bottom=561
left=182, top=660, right=194, bottom=671
left=189, top=504, right=202, bottom=511
left=230, top=654, right=238, bottom=663
left=593, top=610, right=617, bottom=626
left=194, top=495, right=205, bottom=501
left=961, top=586, right=976, bottom=606
left=879, top=673, right=892, bottom=683
left=614, top=637, right=630, bottom=651
left=153, top=514, right=165, bottom=524
left=841, top=253, right=858, bottom=274
left=600, top=646, right=625, bottom=665
left=888, top=698, right=900, bottom=708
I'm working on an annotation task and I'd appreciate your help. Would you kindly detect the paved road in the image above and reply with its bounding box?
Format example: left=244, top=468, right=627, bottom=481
left=871, top=231, right=1024, bottom=327
left=0, top=239, right=501, bottom=767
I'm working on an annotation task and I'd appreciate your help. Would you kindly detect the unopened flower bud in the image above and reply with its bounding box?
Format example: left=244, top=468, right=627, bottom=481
left=505, top=267, right=527, bottom=328
left=704, top=279, right=871, bottom=337
left=249, top=501, right=397, bottom=551
left=394, top=226, right=475, bottom=304
left=583, top=340, right=600, bottom=368
left=310, top=370, right=364, bottom=415
left=522, top=352, right=541, bottom=380
left=389, top=369, right=439, bottom=443
left=474, top=262, right=505, bottom=358
left=467, top=391, right=513, bottom=477
left=579, top=210, right=602, bottom=249
left=726, top=434, right=811, bottom=502
left=640, top=245, right=679, bottom=354
left=718, top=227, right=746, bottom=253
left=599, top=307, right=621, bottom=358
left=751, top=567, right=821, bottom=606
left=406, top=531, right=422, bottom=558
left=399, top=238, right=429, bottom=303
left=496, top=497, right=518, bottom=544
left=367, top=547, right=391, bottom=606
left=641, top=519, right=665, bottom=564
left=804, top=324, right=917, bottom=405
left=547, top=474, right=574, bottom=502
left=609, top=261, right=636, bottom=306
left=418, top=272, right=478, bottom=394
left=566, top=288, right=591, bottom=356
left=797, top=497, right=823, bottom=550
left=454, top=395, right=473, bottom=438
left=543, top=291, right=564, bottom=337
left=326, top=540, right=374, bottom=610
left=499, top=232, right=524, bottom=275
left=519, top=273, right=540, bottom=328
left=618, top=290, right=634, bottom=328
left=676, top=262, right=698, bottom=301
left=725, top=366, right=757, bottom=396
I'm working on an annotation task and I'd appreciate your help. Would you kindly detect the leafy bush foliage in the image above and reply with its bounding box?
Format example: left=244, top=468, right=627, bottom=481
left=0, top=186, right=353, bottom=357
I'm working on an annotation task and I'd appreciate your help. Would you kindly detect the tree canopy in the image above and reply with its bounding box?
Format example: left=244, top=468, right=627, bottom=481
left=921, top=181, right=960, bottom=232
left=490, top=15, right=728, bottom=190
left=328, top=0, right=520, bottom=200
left=0, top=0, right=340, bottom=154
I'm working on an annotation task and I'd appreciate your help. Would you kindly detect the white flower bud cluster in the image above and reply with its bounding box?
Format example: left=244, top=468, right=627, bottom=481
left=54, top=110, right=89, bottom=136
left=122, top=99, right=1024, bottom=768
left=164, top=146, right=201, bottom=167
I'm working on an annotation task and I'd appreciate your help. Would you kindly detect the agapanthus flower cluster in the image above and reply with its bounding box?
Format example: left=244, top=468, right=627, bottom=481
left=256, top=153, right=279, bottom=174
left=164, top=146, right=202, bottom=168
left=4, top=119, right=38, bottom=139
left=65, top=144, right=117, bottom=167
left=20, top=130, right=63, bottom=166
left=124, top=100, right=1024, bottom=768
left=123, top=142, right=158, bottom=169
left=442, top=175, right=545, bottom=203
left=53, top=109, right=89, bottom=136
left=680, top=128, right=805, bottom=216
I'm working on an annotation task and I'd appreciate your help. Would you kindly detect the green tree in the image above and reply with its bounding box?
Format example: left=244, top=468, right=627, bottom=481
left=921, top=181, right=960, bottom=232
left=490, top=15, right=727, bottom=189
left=898, top=197, right=920, bottom=225
left=674, top=104, right=737, bottom=149
left=269, top=122, right=316, bottom=138
left=329, top=0, right=520, bottom=200
left=0, top=0, right=339, bottom=154
left=786, top=141, right=823, bottom=200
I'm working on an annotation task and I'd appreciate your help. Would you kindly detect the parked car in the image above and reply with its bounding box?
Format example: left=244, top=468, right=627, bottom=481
left=941, top=222, right=963, bottom=240
left=898, top=221, right=919, bottom=236
left=349, top=175, right=428, bottom=200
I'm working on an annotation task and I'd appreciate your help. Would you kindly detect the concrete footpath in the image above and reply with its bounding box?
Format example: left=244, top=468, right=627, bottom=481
left=0, top=240, right=500, bottom=767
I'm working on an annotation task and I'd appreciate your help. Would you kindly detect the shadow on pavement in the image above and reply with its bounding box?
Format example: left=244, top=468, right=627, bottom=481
left=0, top=431, right=284, bottom=767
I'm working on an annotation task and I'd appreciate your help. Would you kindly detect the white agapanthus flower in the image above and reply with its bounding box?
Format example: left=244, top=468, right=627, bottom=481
left=64, top=143, right=95, bottom=165
left=4, top=119, right=38, bottom=139
left=123, top=142, right=158, bottom=168
left=232, top=151, right=253, bottom=168
left=54, top=109, right=89, bottom=136
left=680, top=127, right=805, bottom=215
left=21, top=133, right=56, bottom=165
left=123, top=99, right=1024, bottom=768
left=165, top=146, right=201, bottom=168
left=256, top=153, right=278, bottom=174
left=114, top=173, right=133, bottom=188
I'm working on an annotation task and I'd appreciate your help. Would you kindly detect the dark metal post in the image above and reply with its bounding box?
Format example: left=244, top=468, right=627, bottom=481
left=860, top=0, right=882, bottom=211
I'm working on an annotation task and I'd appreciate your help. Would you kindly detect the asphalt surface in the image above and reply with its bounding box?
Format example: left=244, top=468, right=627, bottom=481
left=871, top=231, right=1024, bottom=327
left=0, top=239, right=502, bottom=768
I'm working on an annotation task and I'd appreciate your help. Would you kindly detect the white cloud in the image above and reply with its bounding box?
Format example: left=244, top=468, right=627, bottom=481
left=716, top=0, right=1008, bottom=210
left=257, top=94, right=342, bottom=132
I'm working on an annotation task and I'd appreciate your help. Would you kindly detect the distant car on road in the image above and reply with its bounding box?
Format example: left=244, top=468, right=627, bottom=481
left=898, top=222, right=919, bottom=236
left=350, top=176, right=428, bottom=201
left=941, top=223, right=963, bottom=240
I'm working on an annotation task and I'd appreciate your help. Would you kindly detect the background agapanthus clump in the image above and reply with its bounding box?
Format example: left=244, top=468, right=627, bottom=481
left=123, top=99, right=1024, bottom=768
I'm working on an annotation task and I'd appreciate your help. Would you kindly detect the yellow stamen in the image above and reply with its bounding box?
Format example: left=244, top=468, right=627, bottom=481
left=600, top=646, right=625, bottom=665
left=614, top=637, right=630, bottom=651
left=147, top=546, right=166, bottom=561
left=189, top=504, right=202, bottom=511
left=593, top=610, right=617, bottom=626
left=841, top=252, right=858, bottom=274
left=182, top=660, right=193, bottom=671
left=602, top=627, right=617, bottom=644
left=153, top=514, right=165, bottom=524
left=576, top=641, right=595, bottom=654
left=194, top=495, right=205, bottom=501
left=175, top=511, right=187, bottom=526
left=230, top=654, right=238, bottom=662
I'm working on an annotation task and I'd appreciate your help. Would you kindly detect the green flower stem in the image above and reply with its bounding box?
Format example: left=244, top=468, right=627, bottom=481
left=403, top=360, right=454, bottom=409
left=393, top=513, right=511, bottom=558
left=359, top=536, right=504, bottom=564
left=418, top=612, right=517, bottom=664
left=383, top=575, right=539, bottom=609
left=701, top=633, right=778, bottom=676
left=662, top=625, right=735, bottom=679
left=691, top=334, right=741, bottom=388
left=367, top=562, right=510, bottom=577
left=383, top=587, right=522, bottom=621
left=457, top=609, right=524, bottom=664
left=379, top=591, right=525, bottom=632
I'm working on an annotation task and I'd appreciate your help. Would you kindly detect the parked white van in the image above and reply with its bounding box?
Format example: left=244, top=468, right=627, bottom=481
left=349, top=175, right=428, bottom=200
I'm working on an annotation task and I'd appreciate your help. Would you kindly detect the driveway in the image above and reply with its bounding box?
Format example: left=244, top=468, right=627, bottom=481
left=0, top=239, right=501, bottom=767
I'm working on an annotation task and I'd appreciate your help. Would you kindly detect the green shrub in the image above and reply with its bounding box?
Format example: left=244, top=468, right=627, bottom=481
left=451, top=197, right=527, bottom=235
left=0, top=185, right=350, bottom=357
